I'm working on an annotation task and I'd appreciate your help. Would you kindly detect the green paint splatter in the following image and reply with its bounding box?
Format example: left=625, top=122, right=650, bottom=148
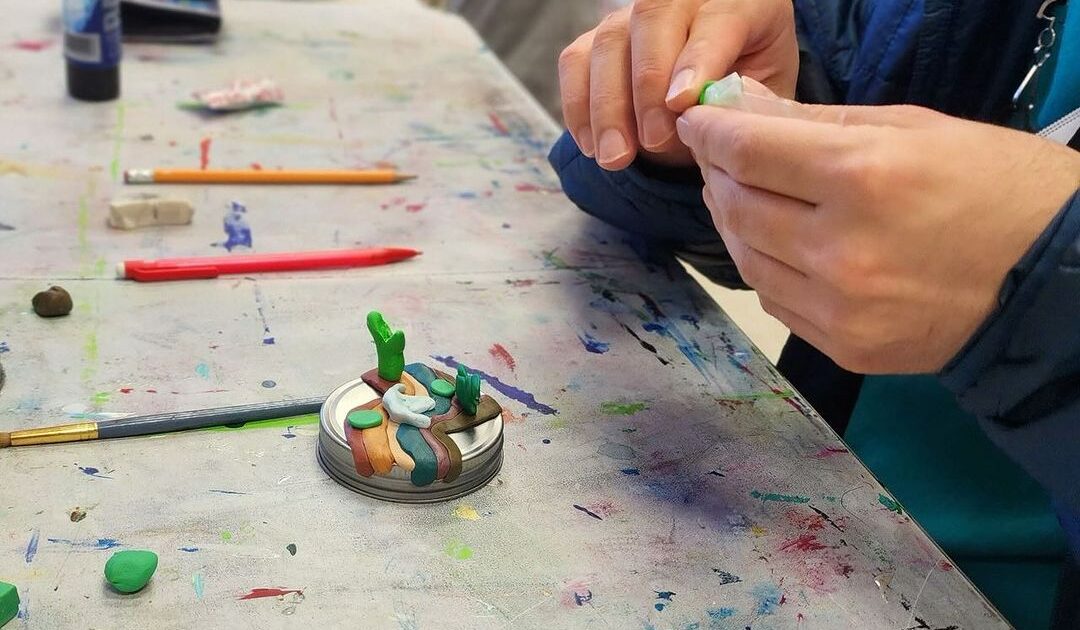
left=750, top=490, right=811, bottom=504
left=546, top=417, right=568, bottom=430
left=600, top=401, right=648, bottom=416
left=716, top=390, right=795, bottom=402
left=93, top=257, right=107, bottom=276
left=77, top=195, right=90, bottom=250
left=205, top=414, right=319, bottom=433
left=444, top=540, right=473, bottom=560
left=541, top=249, right=577, bottom=270
left=220, top=531, right=232, bottom=542
left=110, top=102, right=125, bottom=181
left=84, top=332, right=98, bottom=362
left=878, top=494, right=903, bottom=514
left=92, top=391, right=110, bottom=405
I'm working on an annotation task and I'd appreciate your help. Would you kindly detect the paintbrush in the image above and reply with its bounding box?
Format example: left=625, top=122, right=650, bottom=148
left=0, top=397, right=324, bottom=448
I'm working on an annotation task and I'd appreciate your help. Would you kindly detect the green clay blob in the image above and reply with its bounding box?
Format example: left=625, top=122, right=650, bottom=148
left=455, top=365, right=481, bottom=415
left=429, top=378, right=455, bottom=398
left=347, top=409, right=383, bottom=430
left=0, top=581, right=19, bottom=628
left=366, top=311, right=406, bottom=381
left=104, top=550, right=158, bottom=594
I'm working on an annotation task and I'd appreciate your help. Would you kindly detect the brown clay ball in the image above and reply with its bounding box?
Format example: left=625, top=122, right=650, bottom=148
left=32, top=285, right=73, bottom=318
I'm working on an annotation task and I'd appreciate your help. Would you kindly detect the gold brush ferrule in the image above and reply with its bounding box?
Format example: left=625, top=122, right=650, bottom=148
left=10, top=422, right=98, bottom=446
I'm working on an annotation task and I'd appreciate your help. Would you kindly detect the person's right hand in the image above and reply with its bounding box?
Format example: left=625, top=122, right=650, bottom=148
left=558, top=0, right=799, bottom=171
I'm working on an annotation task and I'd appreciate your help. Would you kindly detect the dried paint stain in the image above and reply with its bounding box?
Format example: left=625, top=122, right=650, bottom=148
left=577, top=332, right=610, bottom=354
left=444, top=540, right=473, bottom=560
left=600, top=401, right=647, bottom=416
left=453, top=505, right=480, bottom=521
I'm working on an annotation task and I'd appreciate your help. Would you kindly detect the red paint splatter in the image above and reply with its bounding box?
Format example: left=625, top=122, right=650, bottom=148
left=813, top=447, right=850, bottom=458
left=488, top=112, right=510, bottom=135
left=404, top=202, right=425, bottom=213
left=837, top=562, right=854, bottom=578
left=198, top=137, right=212, bottom=170
left=778, top=534, right=827, bottom=553
left=239, top=587, right=303, bottom=600
left=786, top=510, right=825, bottom=531
left=250, top=162, right=263, bottom=170
left=584, top=500, right=618, bottom=518
left=515, top=182, right=562, bottom=194
left=502, top=409, right=525, bottom=424
left=797, top=613, right=805, bottom=623
left=119, top=388, right=133, bottom=394
left=168, top=140, right=177, bottom=147
left=13, top=39, right=53, bottom=52
left=507, top=279, right=536, bottom=288
left=939, top=561, right=954, bottom=572
left=145, top=389, right=158, bottom=394
left=488, top=343, right=516, bottom=372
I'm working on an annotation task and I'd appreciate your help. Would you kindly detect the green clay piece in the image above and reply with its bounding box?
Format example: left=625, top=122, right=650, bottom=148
left=104, top=550, right=158, bottom=594
left=367, top=311, right=406, bottom=381
left=698, top=72, right=743, bottom=107
left=454, top=365, right=481, bottom=416
left=429, top=378, right=455, bottom=398
left=0, top=581, right=19, bottom=628
left=347, top=409, right=384, bottom=430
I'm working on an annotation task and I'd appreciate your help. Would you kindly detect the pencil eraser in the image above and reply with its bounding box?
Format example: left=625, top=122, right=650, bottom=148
left=109, top=195, right=194, bottom=230
left=115, top=262, right=128, bottom=279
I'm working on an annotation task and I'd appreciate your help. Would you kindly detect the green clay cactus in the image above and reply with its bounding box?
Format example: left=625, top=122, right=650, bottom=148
left=455, top=364, right=481, bottom=415
left=367, top=311, right=406, bottom=381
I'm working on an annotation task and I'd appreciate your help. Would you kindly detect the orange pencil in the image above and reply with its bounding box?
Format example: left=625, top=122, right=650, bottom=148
left=123, top=168, right=416, bottom=185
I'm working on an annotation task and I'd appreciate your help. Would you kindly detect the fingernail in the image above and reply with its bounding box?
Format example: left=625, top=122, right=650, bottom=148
left=666, top=68, right=696, bottom=103
left=577, top=126, right=595, bottom=157
left=597, top=129, right=630, bottom=165
left=675, top=115, right=691, bottom=141
left=641, top=108, right=675, bottom=149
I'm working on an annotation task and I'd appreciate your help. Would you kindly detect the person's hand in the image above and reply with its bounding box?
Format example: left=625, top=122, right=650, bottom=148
left=558, top=0, right=798, bottom=171
left=676, top=103, right=1080, bottom=373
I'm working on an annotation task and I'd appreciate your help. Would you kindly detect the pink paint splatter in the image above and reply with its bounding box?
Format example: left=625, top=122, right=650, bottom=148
left=515, top=182, right=562, bottom=194
left=939, top=561, right=954, bottom=572
left=507, top=279, right=536, bottom=288
left=250, top=162, right=263, bottom=170
left=786, top=509, right=825, bottom=531
left=239, top=587, right=303, bottom=601
left=198, top=137, right=212, bottom=170
left=778, top=534, right=827, bottom=553
left=559, top=579, right=593, bottom=607
left=404, top=202, right=425, bottom=213
left=119, top=388, right=133, bottom=394
left=584, top=500, right=618, bottom=518
left=813, top=447, right=850, bottom=458
left=13, top=39, right=53, bottom=52
left=488, top=112, right=509, bottom=135
left=488, top=343, right=516, bottom=372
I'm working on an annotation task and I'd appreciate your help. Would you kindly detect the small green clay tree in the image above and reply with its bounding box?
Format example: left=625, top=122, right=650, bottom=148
left=367, top=311, right=406, bottom=381
left=455, top=364, right=481, bottom=415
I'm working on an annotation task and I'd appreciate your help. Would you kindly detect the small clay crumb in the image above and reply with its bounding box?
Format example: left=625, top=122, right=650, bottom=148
left=286, top=543, right=297, bottom=556
left=70, top=507, right=87, bottom=522
left=32, top=286, right=73, bottom=318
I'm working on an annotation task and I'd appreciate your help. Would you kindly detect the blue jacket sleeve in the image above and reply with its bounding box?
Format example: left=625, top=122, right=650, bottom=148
left=940, top=190, right=1080, bottom=517
left=548, top=131, right=749, bottom=288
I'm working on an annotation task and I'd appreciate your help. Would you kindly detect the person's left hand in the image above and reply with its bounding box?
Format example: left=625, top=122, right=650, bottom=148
left=676, top=103, right=1080, bottom=374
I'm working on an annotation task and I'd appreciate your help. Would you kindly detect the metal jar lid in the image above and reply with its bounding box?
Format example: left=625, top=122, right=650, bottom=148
left=317, top=375, right=504, bottom=503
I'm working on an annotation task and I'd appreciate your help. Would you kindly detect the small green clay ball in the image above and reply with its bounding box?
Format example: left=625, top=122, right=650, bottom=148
left=0, top=581, right=19, bottom=628
left=104, top=550, right=158, bottom=594
left=347, top=409, right=383, bottom=429
left=429, top=379, right=455, bottom=398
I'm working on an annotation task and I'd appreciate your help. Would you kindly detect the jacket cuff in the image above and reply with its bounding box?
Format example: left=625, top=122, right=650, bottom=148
left=940, top=189, right=1080, bottom=426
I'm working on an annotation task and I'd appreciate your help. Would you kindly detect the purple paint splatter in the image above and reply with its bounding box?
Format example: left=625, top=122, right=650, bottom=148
left=251, top=282, right=276, bottom=345
left=77, top=465, right=112, bottom=479
left=431, top=355, right=557, bottom=415
left=577, top=332, right=610, bottom=354
left=178, top=547, right=200, bottom=552
left=24, top=530, right=39, bottom=563
left=216, top=201, right=252, bottom=251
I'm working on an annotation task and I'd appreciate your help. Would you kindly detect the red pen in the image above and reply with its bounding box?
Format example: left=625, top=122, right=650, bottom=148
left=117, top=247, right=421, bottom=282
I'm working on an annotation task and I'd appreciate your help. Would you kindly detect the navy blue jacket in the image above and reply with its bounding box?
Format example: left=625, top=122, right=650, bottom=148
left=549, top=0, right=1080, bottom=571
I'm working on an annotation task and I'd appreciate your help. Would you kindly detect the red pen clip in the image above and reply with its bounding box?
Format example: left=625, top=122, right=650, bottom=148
left=123, top=262, right=220, bottom=282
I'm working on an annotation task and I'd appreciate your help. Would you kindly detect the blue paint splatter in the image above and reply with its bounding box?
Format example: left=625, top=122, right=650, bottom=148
left=261, top=379, right=277, bottom=388
left=77, top=466, right=112, bottom=479
left=431, top=355, right=557, bottom=415
left=193, top=572, right=204, bottom=599
left=706, top=607, right=736, bottom=621
left=577, top=332, right=610, bottom=354
left=573, top=590, right=592, bottom=606
left=178, top=547, right=200, bottom=553
left=208, top=489, right=247, bottom=495
left=24, top=530, right=39, bottom=563
left=251, top=282, right=276, bottom=345
left=654, top=590, right=675, bottom=611
left=282, top=426, right=297, bottom=439
left=0, top=341, right=10, bottom=353
left=751, top=582, right=782, bottom=615
left=457, top=191, right=478, bottom=199
left=217, top=201, right=252, bottom=251
left=621, top=468, right=640, bottom=475
left=47, top=537, right=121, bottom=550
left=195, top=363, right=210, bottom=379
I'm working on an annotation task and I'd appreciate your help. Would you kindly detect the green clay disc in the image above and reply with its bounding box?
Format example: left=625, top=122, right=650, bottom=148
left=347, top=409, right=384, bottom=430
left=429, top=378, right=455, bottom=398
left=104, top=550, right=158, bottom=594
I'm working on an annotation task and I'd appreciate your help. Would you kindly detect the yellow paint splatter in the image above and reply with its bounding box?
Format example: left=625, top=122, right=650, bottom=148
left=453, top=505, right=480, bottom=521
left=751, top=525, right=766, bottom=537
left=0, top=160, right=29, bottom=176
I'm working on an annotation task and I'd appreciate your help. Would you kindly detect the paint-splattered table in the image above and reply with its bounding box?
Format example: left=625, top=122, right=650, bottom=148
left=0, top=1, right=1008, bottom=628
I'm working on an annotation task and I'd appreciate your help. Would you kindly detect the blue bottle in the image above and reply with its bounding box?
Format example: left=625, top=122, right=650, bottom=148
left=62, top=0, right=121, bottom=101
